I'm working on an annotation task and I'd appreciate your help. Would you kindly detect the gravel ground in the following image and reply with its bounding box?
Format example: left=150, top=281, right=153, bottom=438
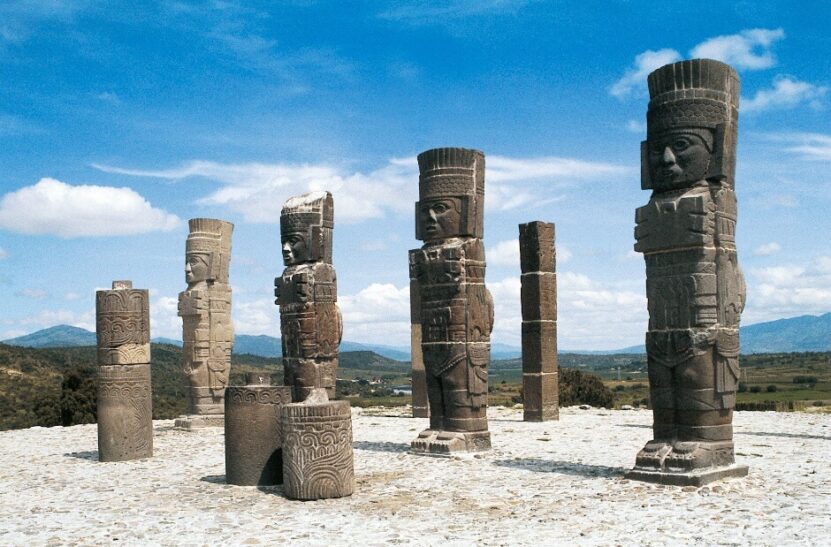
left=0, top=406, right=828, bottom=546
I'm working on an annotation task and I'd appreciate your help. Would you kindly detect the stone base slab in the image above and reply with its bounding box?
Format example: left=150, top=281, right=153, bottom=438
left=624, top=464, right=749, bottom=487
left=174, top=415, right=225, bottom=430
left=411, top=429, right=491, bottom=454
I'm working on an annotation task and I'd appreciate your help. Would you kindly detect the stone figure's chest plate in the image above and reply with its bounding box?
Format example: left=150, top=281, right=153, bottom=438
left=635, top=188, right=716, bottom=254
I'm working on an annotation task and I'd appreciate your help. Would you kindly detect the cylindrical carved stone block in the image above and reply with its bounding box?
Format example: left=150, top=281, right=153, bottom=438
left=281, top=400, right=354, bottom=500
left=225, top=374, right=292, bottom=486
left=96, top=281, right=152, bottom=462
left=519, top=221, right=558, bottom=422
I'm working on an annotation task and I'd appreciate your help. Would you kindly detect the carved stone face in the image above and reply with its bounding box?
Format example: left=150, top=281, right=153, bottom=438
left=419, top=198, right=462, bottom=240
left=185, top=253, right=211, bottom=284
left=282, top=232, right=309, bottom=266
left=648, top=131, right=712, bottom=191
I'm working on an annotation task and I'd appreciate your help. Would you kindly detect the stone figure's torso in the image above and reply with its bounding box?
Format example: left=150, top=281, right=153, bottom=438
left=411, top=238, right=492, bottom=378
left=179, top=284, right=233, bottom=394
left=635, top=183, right=744, bottom=334
left=276, top=262, right=341, bottom=360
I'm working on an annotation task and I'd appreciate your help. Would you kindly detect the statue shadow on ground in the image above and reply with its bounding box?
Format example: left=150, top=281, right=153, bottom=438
left=200, top=475, right=226, bottom=484
left=352, top=440, right=410, bottom=453
left=618, top=424, right=652, bottom=429
left=492, top=458, right=626, bottom=479
left=64, top=450, right=98, bottom=461
left=738, top=430, right=831, bottom=441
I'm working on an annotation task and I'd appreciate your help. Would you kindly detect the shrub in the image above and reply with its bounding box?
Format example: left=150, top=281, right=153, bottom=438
left=793, top=376, right=818, bottom=384
left=59, top=366, right=97, bottom=426
left=749, top=385, right=762, bottom=393
left=766, top=385, right=778, bottom=393
left=738, top=382, right=747, bottom=393
left=559, top=368, right=614, bottom=408
left=614, top=384, right=626, bottom=392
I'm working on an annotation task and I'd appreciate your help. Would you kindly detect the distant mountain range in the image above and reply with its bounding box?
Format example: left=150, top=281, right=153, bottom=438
left=6, top=313, right=831, bottom=357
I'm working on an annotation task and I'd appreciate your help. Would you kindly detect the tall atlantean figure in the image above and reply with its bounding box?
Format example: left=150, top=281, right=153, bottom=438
left=175, top=218, right=234, bottom=430
left=410, top=147, right=493, bottom=454
left=276, top=191, right=353, bottom=500
left=628, top=59, right=747, bottom=486
left=96, top=280, right=153, bottom=461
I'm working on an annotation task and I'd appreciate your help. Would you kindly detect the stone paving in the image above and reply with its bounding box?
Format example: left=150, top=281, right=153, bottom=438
left=0, top=406, right=828, bottom=545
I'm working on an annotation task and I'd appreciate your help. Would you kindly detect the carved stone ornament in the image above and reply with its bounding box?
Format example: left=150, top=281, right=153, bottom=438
left=175, top=218, right=234, bottom=430
left=627, top=59, right=748, bottom=486
left=410, top=147, right=494, bottom=454
left=96, top=280, right=153, bottom=462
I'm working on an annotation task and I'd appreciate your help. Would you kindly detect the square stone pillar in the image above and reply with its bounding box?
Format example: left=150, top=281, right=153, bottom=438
left=519, top=221, right=558, bottom=421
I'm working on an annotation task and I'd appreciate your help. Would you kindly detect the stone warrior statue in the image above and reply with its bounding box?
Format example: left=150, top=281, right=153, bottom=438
left=411, top=147, right=493, bottom=454
left=628, top=59, right=747, bottom=485
left=275, top=191, right=342, bottom=403
left=175, top=218, right=234, bottom=429
left=275, top=191, right=353, bottom=500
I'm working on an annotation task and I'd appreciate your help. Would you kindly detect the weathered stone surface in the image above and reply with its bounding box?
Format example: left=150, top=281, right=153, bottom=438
left=281, top=400, right=354, bottom=500
left=177, top=218, right=234, bottom=429
left=225, top=373, right=292, bottom=486
left=275, top=191, right=341, bottom=403
left=96, top=281, right=152, bottom=461
left=410, top=147, right=493, bottom=453
left=631, top=59, right=746, bottom=484
left=520, top=221, right=558, bottom=422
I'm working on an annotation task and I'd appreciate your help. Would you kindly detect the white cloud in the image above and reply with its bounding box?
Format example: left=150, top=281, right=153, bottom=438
left=754, top=242, right=781, bottom=256
left=64, top=292, right=81, bottom=301
left=487, top=239, right=520, bottom=267
left=744, top=256, right=831, bottom=323
left=0, top=178, right=181, bottom=238
left=767, top=132, right=831, bottom=161
left=742, top=76, right=828, bottom=112
left=17, top=288, right=47, bottom=299
left=378, top=0, right=534, bottom=23
left=339, top=283, right=411, bottom=346
left=610, top=48, right=681, bottom=98
left=690, top=28, right=785, bottom=70
left=150, top=295, right=183, bottom=340
left=0, top=246, right=6, bottom=259
left=93, top=154, right=631, bottom=221
left=487, top=273, right=646, bottom=350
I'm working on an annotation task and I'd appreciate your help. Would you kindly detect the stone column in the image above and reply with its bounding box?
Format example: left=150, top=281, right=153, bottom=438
left=519, top=221, right=558, bottom=422
left=225, top=373, right=292, bottom=486
left=626, top=59, right=748, bottom=486
left=276, top=191, right=354, bottom=500
left=175, top=218, right=234, bottom=430
left=410, top=147, right=493, bottom=454
left=409, top=263, right=429, bottom=418
left=96, top=280, right=153, bottom=462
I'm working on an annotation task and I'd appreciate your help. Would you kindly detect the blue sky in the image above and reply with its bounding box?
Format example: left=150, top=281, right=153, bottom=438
left=1, top=1, right=829, bottom=350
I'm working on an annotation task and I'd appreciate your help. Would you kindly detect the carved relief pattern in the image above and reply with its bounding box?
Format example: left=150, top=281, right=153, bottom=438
left=281, top=401, right=354, bottom=500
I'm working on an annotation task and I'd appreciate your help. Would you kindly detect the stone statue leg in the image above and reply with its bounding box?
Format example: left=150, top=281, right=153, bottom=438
left=412, top=371, right=444, bottom=449
left=667, top=349, right=735, bottom=469
left=636, top=357, right=675, bottom=468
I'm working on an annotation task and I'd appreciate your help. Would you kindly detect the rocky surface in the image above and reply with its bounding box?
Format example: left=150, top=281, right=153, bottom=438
left=0, top=406, right=828, bottom=545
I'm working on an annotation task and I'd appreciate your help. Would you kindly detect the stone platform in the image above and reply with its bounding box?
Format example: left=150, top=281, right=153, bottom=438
left=1, top=406, right=828, bottom=545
